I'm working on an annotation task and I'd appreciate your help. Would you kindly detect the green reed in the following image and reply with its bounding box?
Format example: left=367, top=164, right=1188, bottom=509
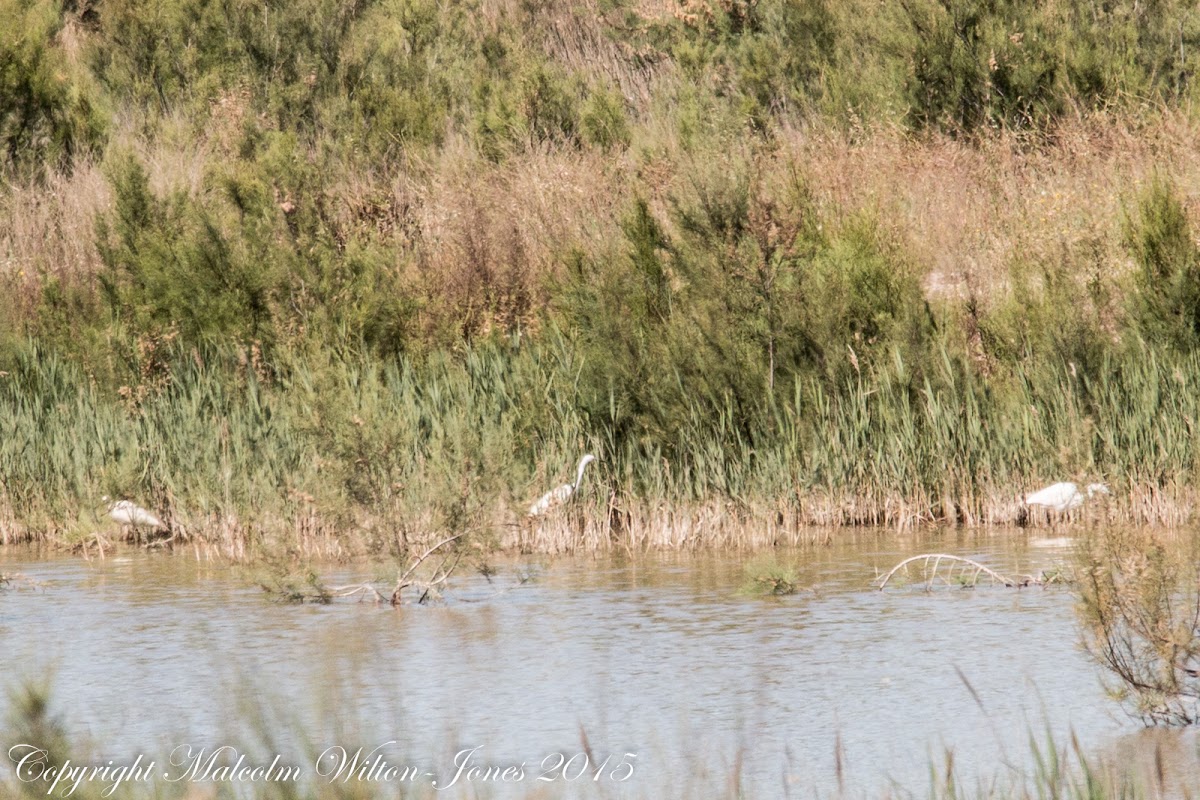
left=3, top=334, right=1199, bottom=554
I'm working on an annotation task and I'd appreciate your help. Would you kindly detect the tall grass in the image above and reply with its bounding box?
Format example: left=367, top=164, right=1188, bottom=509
left=4, top=331, right=1199, bottom=556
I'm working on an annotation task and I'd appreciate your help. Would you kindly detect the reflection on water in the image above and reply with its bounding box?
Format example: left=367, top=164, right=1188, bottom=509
left=0, top=531, right=1182, bottom=797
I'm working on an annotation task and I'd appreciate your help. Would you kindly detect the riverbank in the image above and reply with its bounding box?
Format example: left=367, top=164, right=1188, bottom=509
left=2, top=336, right=1197, bottom=559
left=5, top=1, right=1200, bottom=558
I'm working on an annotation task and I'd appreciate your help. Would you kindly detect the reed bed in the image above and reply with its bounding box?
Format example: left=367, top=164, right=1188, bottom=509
left=2, top=336, right=1197, bottom=559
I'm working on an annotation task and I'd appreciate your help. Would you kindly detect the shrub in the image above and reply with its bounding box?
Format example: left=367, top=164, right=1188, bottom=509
left=902, top=0, right=1063, bottom=133
left=977, top=247, right=1111, bottom=374
left=0, top=0, right=106, bottom=175
left=95, top=154, right=282, bottom=348
left=580, top=86, right=630, bottom=150
left=1123, top=176, right=1200, bottom=352
left=558, top=157, right=934, bottom=460
left=1078, top=526, right=1200, bottom=726
left=474, top=56, right=582, bottom=160
left=657, top=0, right=837, bottom=130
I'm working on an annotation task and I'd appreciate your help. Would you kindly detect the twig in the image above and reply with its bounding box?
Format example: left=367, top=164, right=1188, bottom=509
left=0, top=573, right=44, bottom=591
left=391, top=532, right=466, bottom=606
left=876, top=554, right=1019, bottom=590
left=329, top=584, right=388, bottom=603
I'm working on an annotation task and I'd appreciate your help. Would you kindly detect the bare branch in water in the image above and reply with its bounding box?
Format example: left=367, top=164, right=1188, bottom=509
left=875, top=554, right=1060, bottom=590
left=0, top=573, right=42, bottom=591
left=391, top=532, right=465, bottom=606
left=257, top=530, right=528, bottom=607
left=328, top=584, right=389, bottom=603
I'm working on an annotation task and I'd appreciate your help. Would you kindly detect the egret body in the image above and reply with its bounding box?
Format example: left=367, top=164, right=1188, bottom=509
left=102, top=495, right=165, bottom=530
left=1024, top=482, right=1110, bottom=512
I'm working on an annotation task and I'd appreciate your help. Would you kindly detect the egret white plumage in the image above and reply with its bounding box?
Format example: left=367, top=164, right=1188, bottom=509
left=528, top=454, right=596, bottom=517
left=101, top=495, right=165, bottom=530
left=1024, top=481, right=1110, bottom=512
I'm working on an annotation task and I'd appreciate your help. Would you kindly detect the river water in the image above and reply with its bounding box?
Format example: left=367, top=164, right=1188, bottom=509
left=0, top=531, right=1193, bottom=798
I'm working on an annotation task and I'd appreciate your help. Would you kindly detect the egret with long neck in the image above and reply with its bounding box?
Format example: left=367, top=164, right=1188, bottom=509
left=528, top=454, right=596, bottom=517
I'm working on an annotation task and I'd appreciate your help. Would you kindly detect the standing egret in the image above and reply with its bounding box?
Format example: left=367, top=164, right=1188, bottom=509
left=1024, top=482, right=1110, bottom=512
left=101, top=495, right=165, bottom=532
left=528, top=455, right=596, bottom=517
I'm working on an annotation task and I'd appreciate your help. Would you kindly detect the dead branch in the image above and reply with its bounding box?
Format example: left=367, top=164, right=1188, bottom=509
left=328, top=584, right=388, bottom=603
left=0, top=573, right=44, bottom=591
left=391, top=532, right=466, bottom=606
left=876, top=554, right=1024, bottom=590
left=256, top=530, right=527, bottom=607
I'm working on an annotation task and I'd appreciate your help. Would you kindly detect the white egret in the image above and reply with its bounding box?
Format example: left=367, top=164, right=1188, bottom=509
left=528, top=454, right=596, bottom=517
left=1024, top=482, right=1110, bottom=512
left=101, top=495, right=165, bottom=531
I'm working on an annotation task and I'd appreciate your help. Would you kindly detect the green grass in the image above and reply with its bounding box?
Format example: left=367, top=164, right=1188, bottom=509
left=4, top=329, right=1200, bottom=555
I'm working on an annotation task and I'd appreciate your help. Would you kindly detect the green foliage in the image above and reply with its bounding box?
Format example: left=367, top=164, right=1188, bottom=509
left=95, top=154, right=281, bottom=348
left=1123, top=176, right=1200, bottom=352
left=580, top=86, right=630, bottom=150
left=977, top=245, right=1112, bottom=374
left=902, top=0, right=1064, bottom=133
left=652, top=0, right=838, bottom=130
left=87, top=135, right=419, bottom=358
left=474, top=54, right=582, bottom=160
left=1060, top=0, right=1200, bottom=108
left=900, top=0, right=1200, bottom=134
left=558, top=152, right=935, bottom=469
left=0, top=0, right=106, bottom=175
left=741, top=555, right=801, bottom=596
left=325, top=0, right=467, bottom=155
left=801, top=217, right=931, bottom=382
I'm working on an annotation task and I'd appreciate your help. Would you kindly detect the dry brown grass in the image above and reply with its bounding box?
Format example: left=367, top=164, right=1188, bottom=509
left=410, top=143, right=630, bottom=335
left=778, top=112, right=1200, bottom=307
left=2, top=478, right=1194, bottom=560
left=0, top=111, right=216, bottom=320
left=0, top=159, right=109, bottom=312
left=4, top=103, right=1200, bottom=424
left=10, top=111, right=1200, bottom=337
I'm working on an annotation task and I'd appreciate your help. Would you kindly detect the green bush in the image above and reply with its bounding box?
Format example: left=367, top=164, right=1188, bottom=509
left=95, top=154, right=282, bottom=348
left=1123, top=176, right=1200, bottom=352
left=902, top=0, right=1063, bottom=133
left=977, top=246, right=1111, bottom=375
left=474, top=55, right=582, bottom=160
left=557, top=156, right=934, bottom=459
left=580, top=86, right=630, bottom=150
left=650, top=0, right=837, bottom=131
left=1061, top=0, right=1200, bottom=108
left=0, top=0, right=106, bottom=175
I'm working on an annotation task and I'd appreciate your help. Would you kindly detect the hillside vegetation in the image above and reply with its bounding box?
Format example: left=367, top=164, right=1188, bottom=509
left=3, top=0, right=1200, bottom=555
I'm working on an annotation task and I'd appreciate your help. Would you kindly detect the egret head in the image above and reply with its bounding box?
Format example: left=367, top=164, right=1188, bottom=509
left=1086, top=483, right=1111, bottom=497
left=579, top=454, right=596, bottom=469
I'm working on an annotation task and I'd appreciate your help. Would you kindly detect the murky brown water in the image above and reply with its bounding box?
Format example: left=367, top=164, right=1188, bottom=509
left=0, top=530, right=1195, bottom=798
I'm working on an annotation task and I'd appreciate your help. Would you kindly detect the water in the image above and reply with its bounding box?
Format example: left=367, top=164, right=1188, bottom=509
left=0, top=531, right=1185, bottom=797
